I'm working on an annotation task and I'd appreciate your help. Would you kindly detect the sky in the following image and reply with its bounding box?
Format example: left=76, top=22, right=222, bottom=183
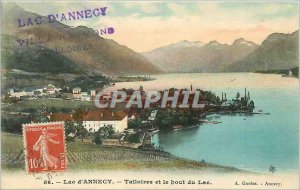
left=13, top=1, right=300, bottom=52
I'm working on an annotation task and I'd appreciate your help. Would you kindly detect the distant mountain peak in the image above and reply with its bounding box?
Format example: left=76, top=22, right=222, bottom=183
left=226, top=31, right=298, bottom=72
left=172, top=40, right=205, bottom=48
left=232, top=38, right=257, bottom=47
left=234, top=38, right=247, bottom=43
left=207, top=40, right=221, bottom=46
left=264, top=32, right=288, bottom=42
left=194, top=41, right=205, bottom=46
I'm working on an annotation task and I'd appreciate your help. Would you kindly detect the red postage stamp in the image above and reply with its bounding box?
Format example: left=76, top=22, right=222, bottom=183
left=23, top=122, right=67, bottom=173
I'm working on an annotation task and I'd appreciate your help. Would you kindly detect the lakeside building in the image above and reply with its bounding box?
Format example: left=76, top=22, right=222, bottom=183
left=82, top=110, right=128, bottom=133
left=48, top=110, right=128, bottom=133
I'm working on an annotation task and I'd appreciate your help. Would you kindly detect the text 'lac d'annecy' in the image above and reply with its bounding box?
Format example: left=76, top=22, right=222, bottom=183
left=18, top=7, right=108, bottom=28
left=16, top=6, right=114, bottom=54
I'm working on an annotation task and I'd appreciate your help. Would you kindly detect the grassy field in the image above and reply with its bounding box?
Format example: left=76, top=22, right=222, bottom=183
left=3, top=99, right=94, bottom=112
left=1, top=132, right=243, bottom=172
left=2, top=99, right=129, bottom=113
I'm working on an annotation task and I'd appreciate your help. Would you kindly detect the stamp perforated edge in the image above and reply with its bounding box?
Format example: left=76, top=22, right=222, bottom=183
left=22, top=122, right=67, bottom=174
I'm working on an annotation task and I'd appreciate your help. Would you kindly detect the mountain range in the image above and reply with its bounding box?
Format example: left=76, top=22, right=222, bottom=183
left=2, top=4, right=299, bottom=77
left=143, top=31, right=298, bottom=73
left=226, top=31, right=299, bottom=72
left=2, top=4, right=161, bottom=75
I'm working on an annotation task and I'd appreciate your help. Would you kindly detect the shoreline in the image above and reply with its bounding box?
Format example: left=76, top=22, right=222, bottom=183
left=205, top=110, right=270, bottom=115
left=114, top=76, right=156, bottom=83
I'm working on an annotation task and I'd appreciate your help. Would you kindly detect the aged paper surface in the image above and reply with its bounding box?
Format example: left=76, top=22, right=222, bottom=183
left=1, top=0, right=299, bottom=189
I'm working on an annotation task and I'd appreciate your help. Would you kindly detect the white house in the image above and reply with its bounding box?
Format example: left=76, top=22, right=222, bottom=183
left=73, top=87, right=82, bottom=99
left=82, top=110, right=128, bottom=133
left=73, top=87, right=81, bottom=94
left=81, top=92, right=91, bottom=101
left=46, top=84, right=56, bottom=94
left=10, top=91, right=28, bottom=98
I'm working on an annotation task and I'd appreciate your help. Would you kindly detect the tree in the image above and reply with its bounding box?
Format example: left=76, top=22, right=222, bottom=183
left=94, top=133, right=102, bottom=145
left=2, top=93, right=19, bottom=103
left=76, top=122, right=88, bottom=139
left=154, top=110, right=177, bottom=131
left=128, top=118, right=142, bottom=129
left=72, top=109, right=85, bottom=122
left=177, top=110, right=198, bottom=126
left=1, top=116, right=31, bottom=134
left=61, top=108, right=71, bottom=113
left=50, top=107, right=58, bottom=113
left=215, top=96, right=220, bottom=103
left=203, top=91, right=219, bottom=103
left=139, top=109, right=152, bottom=120
left=247, top=91, right=251, bottom=103
left=248, top=100, right=255, bottom=112
left=128, top=133, right=140, bottom=143
left=25, top=108, right=35, bottom=114
left=98, top=125, right=115, bottom=138
left=65, top=121, right=77, bottom=140
left=35, top=105, right=49, bottom=122
left=236, top=92, right=240, bottom=100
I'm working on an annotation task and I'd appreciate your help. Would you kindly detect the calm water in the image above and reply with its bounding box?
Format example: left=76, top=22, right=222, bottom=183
left=108, top=73, right=299, bottom=173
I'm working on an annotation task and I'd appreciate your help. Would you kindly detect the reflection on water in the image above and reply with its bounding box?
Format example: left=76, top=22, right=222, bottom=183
left=153, top=127, right=200, bottom=150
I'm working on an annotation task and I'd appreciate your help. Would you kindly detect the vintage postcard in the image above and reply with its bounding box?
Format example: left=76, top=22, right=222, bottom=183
left=1, top=0, right=299, bottom=189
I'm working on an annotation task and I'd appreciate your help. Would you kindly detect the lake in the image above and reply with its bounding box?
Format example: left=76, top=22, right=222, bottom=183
left=108, top=73, right=299, bottom=173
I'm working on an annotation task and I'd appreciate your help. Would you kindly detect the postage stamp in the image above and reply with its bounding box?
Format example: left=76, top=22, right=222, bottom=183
left=22, top=122, right=67, bottom=173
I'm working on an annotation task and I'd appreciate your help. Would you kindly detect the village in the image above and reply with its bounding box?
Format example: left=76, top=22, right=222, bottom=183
left=6, top=83, right=97, bottom=101
left=2, top=82, right=257, bottom=151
